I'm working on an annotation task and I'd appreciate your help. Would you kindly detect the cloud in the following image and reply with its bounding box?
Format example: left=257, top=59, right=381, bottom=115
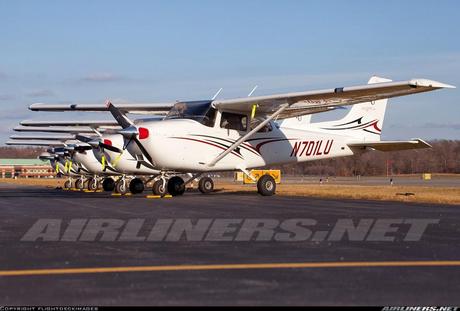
left=0, top=94, right=15, bottom=101
left=0, top=72, right=8, bottom=80
left=81, top=72, right=124, bottom=82
left=26, top=89, right=55, bottom=98
left=423, top=123, right=460, bottom=130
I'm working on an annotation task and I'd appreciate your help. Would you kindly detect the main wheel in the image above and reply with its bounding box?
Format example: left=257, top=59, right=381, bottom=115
left=88, top=178, right=99, bottom=191
left=152, top=179, right=167, bottom=196
left=257, top=174, right=276, bottom=196
left=198, top=177, right=214, bottom=194
left=129, top=178, right=145, bottom=194
left=102, top=178, right=115, bottom=192
left=64, top=180, right=72, bottom=189
left=167, top=176, right=185, bottom=196
left=75, top=178, right=85, bottom=190
left=116, top=180, right=128, bottom=195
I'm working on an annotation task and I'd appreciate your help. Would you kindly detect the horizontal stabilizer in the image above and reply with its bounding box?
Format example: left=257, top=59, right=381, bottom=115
left=348, top=139, right=432, bottom=152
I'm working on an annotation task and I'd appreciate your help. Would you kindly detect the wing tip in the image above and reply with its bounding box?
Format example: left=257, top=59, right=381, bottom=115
left=410, top=79, right=456, bottom=89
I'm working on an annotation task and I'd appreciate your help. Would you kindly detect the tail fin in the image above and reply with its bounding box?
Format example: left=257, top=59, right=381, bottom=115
left=311, top=76, right=391, bottom=141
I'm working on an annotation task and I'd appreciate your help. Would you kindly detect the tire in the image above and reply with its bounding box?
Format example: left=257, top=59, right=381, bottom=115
left=152, top=179, right=167, bottom=196
left=167, top=176, right=185, bottom=196
left=116, top=180, right=128, bottom=195
left=129, top=178, right=145, bottom=194
left=88, top=178, right=98, bottom=191
left=257, top=174, right=276, bottom=196
left=75, top=178, right=84, bottom=190
left=198, top=177, right=214, bottom=194
left=64, top=180, right=72, bottom=189
left=102, top=178, right=115, bottom=192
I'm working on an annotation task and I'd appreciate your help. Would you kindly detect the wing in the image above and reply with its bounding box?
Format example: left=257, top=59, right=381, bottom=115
left=5, top=140, right=65, bottom=147
left=10, top=134, right=76, bottom=141
left=348, top=139, right=432, bottom=152
left=213, top=78, right=455, bottom=119
left=14, top=126, right=98, bottom=134
left=29, top=102, right=174, bottom=115
left=20, top=120, right=121, bottom=127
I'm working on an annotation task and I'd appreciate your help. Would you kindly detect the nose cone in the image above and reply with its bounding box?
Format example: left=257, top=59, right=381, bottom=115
left=118, top=126, right=138, bottom=137
left=88, top=140, right=100, bottom=148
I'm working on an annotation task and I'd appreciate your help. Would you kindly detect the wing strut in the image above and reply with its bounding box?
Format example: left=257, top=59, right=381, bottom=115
left=207, top=104, right=289, bottom=167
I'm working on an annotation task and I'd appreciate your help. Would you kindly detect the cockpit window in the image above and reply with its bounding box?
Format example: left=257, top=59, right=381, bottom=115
left=250, top=117, right=273, bottom=132
left=165, top=101, right=216, bottom=127
left=220, top=112, right=247, bottom=131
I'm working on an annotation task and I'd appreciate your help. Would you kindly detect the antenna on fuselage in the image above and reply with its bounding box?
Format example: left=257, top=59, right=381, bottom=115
left=212, top=88, right=223, bottom=100
left=248, top=85, right=258, bottom=97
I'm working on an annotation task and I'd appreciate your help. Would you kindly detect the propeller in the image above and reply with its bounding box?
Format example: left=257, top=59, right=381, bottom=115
left=75, top=134, right=121, bottom=171
left=106, top=101, right=156, bottom=169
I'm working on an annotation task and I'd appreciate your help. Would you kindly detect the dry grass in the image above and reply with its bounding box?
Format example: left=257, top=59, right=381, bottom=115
left=216, top=182, right=460, bottom=205
left=1, top=178, right=459, bottom=205
left=0, top=178, right=62, bottom=187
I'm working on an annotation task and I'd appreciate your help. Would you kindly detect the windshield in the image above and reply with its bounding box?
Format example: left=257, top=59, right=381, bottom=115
left=165, top=101, right=216, bottom=127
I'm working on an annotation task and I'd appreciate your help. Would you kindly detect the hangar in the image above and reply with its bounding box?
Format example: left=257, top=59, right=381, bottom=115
left=0, top=158, right=53, bottom=178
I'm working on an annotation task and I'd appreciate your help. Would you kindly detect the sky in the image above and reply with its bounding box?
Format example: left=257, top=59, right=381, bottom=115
left=0, top=0, right=459, bottom=144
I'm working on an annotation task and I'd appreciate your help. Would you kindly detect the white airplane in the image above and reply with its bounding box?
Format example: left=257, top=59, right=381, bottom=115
left=11, top=125, right=165, bottom=194
left=29, top=76, right=455, bottom=196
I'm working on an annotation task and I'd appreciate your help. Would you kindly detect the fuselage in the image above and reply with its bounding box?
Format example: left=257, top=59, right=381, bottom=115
left=130, top=118, right=356, bottom=172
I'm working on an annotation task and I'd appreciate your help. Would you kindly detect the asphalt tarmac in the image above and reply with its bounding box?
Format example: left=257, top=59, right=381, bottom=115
left=0, top=183, right=459, bottom=306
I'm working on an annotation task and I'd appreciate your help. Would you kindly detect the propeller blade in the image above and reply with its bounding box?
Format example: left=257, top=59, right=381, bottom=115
left=100, top=142, right=122, bottom=153
left=133, top=137, right=155, bottom=166
left=75, top=134, right=94, bottom=143
left=106, top=101, right=133, bottom=129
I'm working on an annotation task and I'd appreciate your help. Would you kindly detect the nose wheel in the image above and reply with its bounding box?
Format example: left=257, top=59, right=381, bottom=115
left=75, top=178, right=85, bottom=190
left=88, top=177, right=99, bottom=191
left=116, top=179, right=128, bottom=195
left=64, top=178, right=73, bottom=189
left=152, top=179, right=168, bottom=196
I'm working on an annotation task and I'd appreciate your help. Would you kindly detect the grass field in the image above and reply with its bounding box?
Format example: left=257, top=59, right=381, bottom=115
left=1, top=178, right=459, bottom=205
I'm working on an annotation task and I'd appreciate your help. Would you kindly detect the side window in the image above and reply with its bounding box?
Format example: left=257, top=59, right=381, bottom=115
left=250, top=118, right=273, bottom=132
left=220, top=112, right=247, bottom=131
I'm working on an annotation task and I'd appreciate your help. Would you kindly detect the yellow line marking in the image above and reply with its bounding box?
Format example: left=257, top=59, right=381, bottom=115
left=111, top=193, right=122, bottom=196
left=1, top=261, right=460, bottom=277
left=146, top=195, right=161, bottom=199
left=146, top=195, right=172, bottom=199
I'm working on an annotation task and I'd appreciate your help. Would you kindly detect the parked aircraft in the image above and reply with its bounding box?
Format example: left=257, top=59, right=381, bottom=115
left=28, top=76, right=455, bottom=195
